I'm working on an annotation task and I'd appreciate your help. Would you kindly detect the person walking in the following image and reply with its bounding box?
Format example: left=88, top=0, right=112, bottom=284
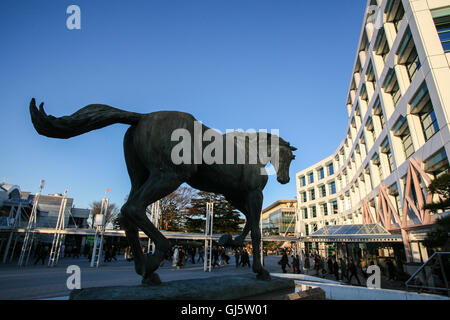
left=386, top=258, right=397, bottom=281
left=34, top=244, right=48, bottom=265
left=360, top=258, right=367, bottom=279
left=327, top=257, right=334, bottom=275
left=292, top=255, right=300, bottom=274
left=279, top=251, right=290, bottom=273
left=333, top=258, right=340, bottom=281
left=240, top=249, right=251, bottom=268
left=60, top=244, right=65, bottom=259
left=339, top=258, right=348, bottom=281
left=347, top=258, right=362, bottom=286
left=220, top=247, right=230, bottom=265
left=172, top=246, right=179, bottom=268
left=212, top=247, right=220, bottom=268
left=197, top=247, right=204, bottom=263
left=303, top=254, right=310, bottom=274
left=73, top=245, right=80, bottom=259
left=177, top=248, right=185, bottom=268
left=190, top=247, right=196, bottom=264
left=111, top=245, right=117, bottom=261
left=234, top=248, right=241, bottom=268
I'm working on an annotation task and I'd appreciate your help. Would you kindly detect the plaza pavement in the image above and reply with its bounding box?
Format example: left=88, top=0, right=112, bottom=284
left=0, top=253, right=407, bottom=300
left=0, top=254, right=281, bottom=300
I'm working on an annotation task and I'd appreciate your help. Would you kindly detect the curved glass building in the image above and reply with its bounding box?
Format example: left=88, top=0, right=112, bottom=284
left=296, top=0, right=450, bottom=265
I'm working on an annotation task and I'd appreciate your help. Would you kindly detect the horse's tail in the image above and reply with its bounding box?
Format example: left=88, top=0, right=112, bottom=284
left=29, top=98, right=143, bottom=139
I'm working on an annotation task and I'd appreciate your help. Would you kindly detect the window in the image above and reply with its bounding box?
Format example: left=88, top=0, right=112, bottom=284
left=385, top=0, right=405, bottom=32
left=432, top=8, right=450, bottom=53
left=322, top=203, right=328, bottom=216
left=332, top=200, right=338, bottom=214
left=301, top=192, right=307, bottom=203
left=366, top=59, right=377, bottom=89
left=308, top=172, right=314, bottom=184
left=374, top=27, right=390, bottom=62
left=397, top=28, right=421, bottom=82
left=383, top=68, right=401, bottom=108
left=373, top=98, right=385, bottom=130
left=410, top=83, right=440, bottom=142
left=424, top=148, right=449, bottom=178
left=302, top=208, right=308, bottom=220
left=318, top=167, right=325, bottom=180
left=311, top=206, right=317, bottom=218
left=299, top=176, right=306, bottom=187
left=310, top=189, right=315, bottom=201
left=305, top=224, right=309, bottom=236
left=360, top=84, right=368, bottom=103
left=372, top=153, right=384, bottom=182
left=380, top=138, right=395, bottom=174
left=360, top=133, right=368, bottom=155
left=328, top=163, right=334, bottom=175
left=365, top=117, right=376, bottom=145
left=320, top=185, right=326, bottom=197
left=329, top=181, right=336, bottom=195
left=393, top=116, right=414, bottom=159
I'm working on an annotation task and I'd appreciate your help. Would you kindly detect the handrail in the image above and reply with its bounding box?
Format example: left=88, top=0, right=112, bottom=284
left=405, top=252, right=450, bottom=296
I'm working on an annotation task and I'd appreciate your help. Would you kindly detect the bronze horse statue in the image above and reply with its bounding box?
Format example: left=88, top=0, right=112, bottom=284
left=29, top=98, right=296, bottom=284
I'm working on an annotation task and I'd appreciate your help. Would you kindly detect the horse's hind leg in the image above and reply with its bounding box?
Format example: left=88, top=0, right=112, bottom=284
left=121, top=126, right=148, bottom=277
left=121, top=170, right=181, bottom=285
left=219, top=195, right=250, bottom=247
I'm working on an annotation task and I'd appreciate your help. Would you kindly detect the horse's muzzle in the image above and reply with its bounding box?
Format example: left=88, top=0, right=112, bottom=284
left=277, top=176, right=290, bottom=184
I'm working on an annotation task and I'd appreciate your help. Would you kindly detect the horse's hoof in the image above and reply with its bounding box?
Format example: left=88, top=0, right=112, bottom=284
left=144, top=254, right=161, bottom=276
left=256, top=270, right=272, bottom=281
left=142, top=273, right=162, bottom=286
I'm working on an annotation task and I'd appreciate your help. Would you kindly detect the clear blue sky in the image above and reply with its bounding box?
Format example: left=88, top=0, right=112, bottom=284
left=0, top=1, right=366, bottom=210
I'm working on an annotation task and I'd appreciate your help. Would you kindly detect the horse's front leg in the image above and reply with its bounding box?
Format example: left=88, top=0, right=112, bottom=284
left=247, top=190, right=271, bottom=281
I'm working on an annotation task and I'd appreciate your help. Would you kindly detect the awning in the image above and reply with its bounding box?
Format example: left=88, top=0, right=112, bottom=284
left=305, top=224, right=403, bottom=243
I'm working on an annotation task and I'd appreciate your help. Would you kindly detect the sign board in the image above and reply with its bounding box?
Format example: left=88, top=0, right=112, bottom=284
left=94, top=214, right=105, bottom=227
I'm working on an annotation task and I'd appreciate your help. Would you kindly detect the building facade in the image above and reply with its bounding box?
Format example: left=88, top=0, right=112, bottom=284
left=296, top=0, right=450, bottom=264
left=261, top=199, right=297, bottom=236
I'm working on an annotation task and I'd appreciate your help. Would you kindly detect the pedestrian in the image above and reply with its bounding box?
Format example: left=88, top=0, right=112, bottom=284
left=234, top=248, right=241, bottom=268
left=73, top=245, right=80, bottom=259
left=360, top=258, right=367, bottom=279
left=111, top=245, right=118, bottom=261
left=292, top=255, right=300, bottom=274
left=190, top=247, right=196, bottom=264
left=333, top=258, right=340, bottom=281
left=278, top=251, right=290, bottom=273
left=34, top=245, right=49, bottom=265
left=347, top=258, right=362, bottom=285
left=177, top=248, right=185, bottom=268
left=212, top=247, right=220, bottom=267
left=104, top=246, right=111, bottom=262
left=240, top=249, right=251, bottom=268
left=386, top=258, right=397, bottom=281
left=304, top=253, right=310, bottom=274
left=197, top=247, right=204, bottom=263
left=327, top=257, right=334, bottom=275
left=60, top=243, right=65, bottom=259
left=172, top=246, right=179, bottom=268
left=339, top=258, right=347, bottom=281
left=220, top=247, right=230, bottom=265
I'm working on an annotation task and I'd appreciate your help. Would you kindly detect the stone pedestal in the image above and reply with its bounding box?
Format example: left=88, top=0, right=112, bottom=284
left=70, top=274, right=295, bottom=300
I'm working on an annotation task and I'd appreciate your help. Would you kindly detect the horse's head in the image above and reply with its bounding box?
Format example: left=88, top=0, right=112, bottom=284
left=275, top=140, right=297, bottom=184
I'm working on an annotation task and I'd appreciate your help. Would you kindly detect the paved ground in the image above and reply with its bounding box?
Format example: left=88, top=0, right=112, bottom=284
left=0, top=254, right=407, bottom=299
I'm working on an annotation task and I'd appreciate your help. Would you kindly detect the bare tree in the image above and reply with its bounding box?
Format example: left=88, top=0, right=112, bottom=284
left=153, top=185, right=196, bottom=231
left=89, top=201, right=119, bottom=228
